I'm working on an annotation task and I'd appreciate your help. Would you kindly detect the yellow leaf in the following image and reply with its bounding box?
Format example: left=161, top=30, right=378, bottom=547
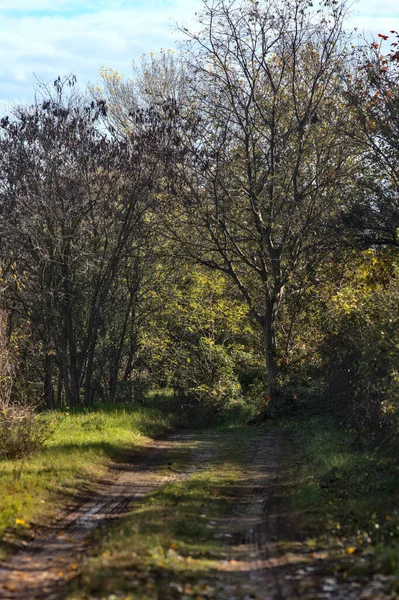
left=5, top=584, right=16, bottom=591
left=15, top=518, right=26, bottom=526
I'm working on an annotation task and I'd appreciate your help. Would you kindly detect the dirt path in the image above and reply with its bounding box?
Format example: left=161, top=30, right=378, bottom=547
left=0, top=432, right=210, bottom=600
left=150, top=429, right=302, bottom=600
left=214, top=430, right=299, bottom=599
left=0, top=427, right=354, bottom=600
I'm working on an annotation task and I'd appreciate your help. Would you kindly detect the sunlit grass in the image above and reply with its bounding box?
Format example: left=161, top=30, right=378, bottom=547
left=0, top=403, right=175, bottom=558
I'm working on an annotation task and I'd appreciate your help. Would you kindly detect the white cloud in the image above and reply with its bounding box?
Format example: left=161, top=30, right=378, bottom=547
left=0, top=0, right=201, bottom=109
left=0, top=0, right=113, bottom=11
left=349, top=0, right=399, bottom=35
left=350, top=15, right=399, bottom=35
left=352, top=0, right=399, bottom=17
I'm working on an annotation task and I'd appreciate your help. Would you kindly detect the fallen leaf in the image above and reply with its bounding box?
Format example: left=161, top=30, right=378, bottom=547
left=5, top=583, right=16, bottom=591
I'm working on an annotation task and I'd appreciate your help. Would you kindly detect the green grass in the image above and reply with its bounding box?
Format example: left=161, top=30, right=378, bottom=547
left=285, top=413, right=399, bottom=583
left=68, top=426, right=260, bottom=600
left=0, top=402, right=175, bottom=558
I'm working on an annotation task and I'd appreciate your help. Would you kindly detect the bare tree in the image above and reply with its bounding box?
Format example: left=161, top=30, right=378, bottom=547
left=0, top=77, right=159, bottom=406
left=160, top=0, right=355, bottom=392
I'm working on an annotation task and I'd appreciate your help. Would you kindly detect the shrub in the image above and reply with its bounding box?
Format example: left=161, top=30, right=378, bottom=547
left=0, top=404, right=52, bottom=460
left=266, top=374, right=312, bottom=419
left=0, top=310, right=13, bottom=408
left=316, top=251, right=399, bottom=439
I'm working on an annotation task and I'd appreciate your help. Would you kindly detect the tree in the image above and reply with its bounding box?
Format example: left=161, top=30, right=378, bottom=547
left=343, top=31, right=399, bottom=248
left=0, top=77, right=159, bottom=407
left=159, top=0, right=355, bottom=392
left=94, top=51, right=188, bottom=138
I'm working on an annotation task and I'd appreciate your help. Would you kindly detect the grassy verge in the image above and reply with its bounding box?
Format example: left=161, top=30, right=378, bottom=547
left=68, top=426, right=260, bottom=600
left=285, top=412, right=399, bottom=587
left=0, top=403, right=175, bottom=559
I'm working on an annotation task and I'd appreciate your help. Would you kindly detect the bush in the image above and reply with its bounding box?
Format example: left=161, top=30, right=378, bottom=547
left=0, top=404, right=52, bottom=460
left=266, top=373, right=313, bottom=419
left=316, top=251, right=399, bottom=439
left=0, top=310, right=13, bottom=407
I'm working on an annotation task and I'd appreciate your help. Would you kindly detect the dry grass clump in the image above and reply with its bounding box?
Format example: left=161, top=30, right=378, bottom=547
left=0, top=403, right=52, bottom=460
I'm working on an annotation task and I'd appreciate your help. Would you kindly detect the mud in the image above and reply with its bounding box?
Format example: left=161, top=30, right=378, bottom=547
left=217, top=431, right=299, bottom=599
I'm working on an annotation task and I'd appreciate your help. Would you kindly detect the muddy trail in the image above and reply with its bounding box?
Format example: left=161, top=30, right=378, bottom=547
left=0, top=428, right=386, bottom=600
left=0, top=433, right=208, bottom=600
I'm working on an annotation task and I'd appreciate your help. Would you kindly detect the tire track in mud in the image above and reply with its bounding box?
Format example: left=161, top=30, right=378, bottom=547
left=197, top=431, right=380, bottom=600
left=220, top=432, right=296, bottom=599
left=147, top=429, right=299, bottom=600
left=0, top=431, right=217, bottom=600
left=195, top=429, right=300, bottom=600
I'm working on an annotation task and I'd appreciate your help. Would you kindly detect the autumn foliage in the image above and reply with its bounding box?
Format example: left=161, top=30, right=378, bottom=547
left=0, top=0, right=399, bottom=441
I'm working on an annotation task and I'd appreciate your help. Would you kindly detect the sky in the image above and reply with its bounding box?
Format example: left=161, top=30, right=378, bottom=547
left=0, top=0, right=398, bottom=110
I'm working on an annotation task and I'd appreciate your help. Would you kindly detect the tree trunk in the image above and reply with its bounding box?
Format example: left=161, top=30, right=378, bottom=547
left=62, top=355, right=74, bottom=407
left=56, top=371, right=63, bottom=407
left=44, top=353, right=54, bottom=409
left=83, top=325, right=99, bottom=406
left=262, top=307, right=278, bottom=396
left=61, top=334, right=78, bottom=407
left=109, top=293, right=135, bottom=404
